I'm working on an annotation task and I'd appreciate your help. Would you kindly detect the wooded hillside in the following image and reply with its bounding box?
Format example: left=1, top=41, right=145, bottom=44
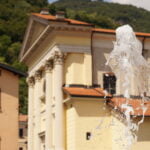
left=52, top=0, right=150, bottom=32
left=0, top=0, right=48, bottom=114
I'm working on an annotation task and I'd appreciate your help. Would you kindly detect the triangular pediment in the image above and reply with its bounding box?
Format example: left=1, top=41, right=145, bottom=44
left=27, top=21, right=47, bottom=49
left=20, top=16, right=48, bottom=60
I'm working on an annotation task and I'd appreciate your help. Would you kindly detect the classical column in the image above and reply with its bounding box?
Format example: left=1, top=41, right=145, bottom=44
left=45, top=60, right=53, bottom=150
left=54, top=51, right=65, bottom=150
left=34, top=70, right=42, bottom=150
left=27, top=77, right=35, bottom=150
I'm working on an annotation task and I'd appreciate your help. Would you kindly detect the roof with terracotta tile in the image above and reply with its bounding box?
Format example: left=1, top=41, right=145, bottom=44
left=107, top=97, right=150, bottom=116
left=32, top=13, right=150, bottom=37
left=92, top=28, right=115, bottom=34
left=93, top=28, right=150, bottom=37
left=32, top=13, right=93, bottom=26
left=63, top=87, right=111, bottom=98
left=19, top=115, right=28, bottom=122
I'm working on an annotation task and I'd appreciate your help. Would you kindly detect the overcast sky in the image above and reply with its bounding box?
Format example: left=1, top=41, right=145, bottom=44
left=48, top=0, right=57, bottom=3
left=48, top=0, right=150, bottom=11
left=105, top=0, right=150, bottom=11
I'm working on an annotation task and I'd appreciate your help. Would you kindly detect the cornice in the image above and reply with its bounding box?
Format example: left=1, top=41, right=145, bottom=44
left=55, top=44, right=91, bottom=54
left=49, top=23, right=92, bottom=32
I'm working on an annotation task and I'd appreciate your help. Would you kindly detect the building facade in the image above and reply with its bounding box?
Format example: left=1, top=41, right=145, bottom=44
left=0, top=63, right=25, bottom=150
left=19, top=115, right=28, bottom=150
left=20, top=12, right=150, bottom=150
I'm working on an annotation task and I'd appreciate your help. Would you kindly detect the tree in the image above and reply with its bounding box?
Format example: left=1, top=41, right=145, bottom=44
left=26, top=0, right=48, bottom=7
left=48, top=4, right=57, bottom=15
left=0, top=0, right=49, bottom=114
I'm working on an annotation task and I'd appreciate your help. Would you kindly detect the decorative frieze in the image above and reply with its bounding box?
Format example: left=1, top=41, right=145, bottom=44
left=55, top=44, right=91, bottom=54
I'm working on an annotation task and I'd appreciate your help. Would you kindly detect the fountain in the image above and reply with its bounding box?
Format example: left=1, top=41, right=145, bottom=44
left=106, top=24, right=149, bottom=98
left=106, top=24, right=150, bottom=150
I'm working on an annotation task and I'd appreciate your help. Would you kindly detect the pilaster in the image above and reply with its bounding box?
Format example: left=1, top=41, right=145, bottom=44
left=45, top=60, right=54, bottom=150
left=34, top=70, right=42, bottom=150
left=53, top=51, right=65, bottom=150
left=27, top=76, right=35, bottom=150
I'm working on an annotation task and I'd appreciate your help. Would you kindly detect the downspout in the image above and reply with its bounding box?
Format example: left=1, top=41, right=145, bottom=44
left=142, top=36, right=146, bottom=56
left=91, top=30, right=94, bottom=86
left=141, top=36, right=147, bottom=97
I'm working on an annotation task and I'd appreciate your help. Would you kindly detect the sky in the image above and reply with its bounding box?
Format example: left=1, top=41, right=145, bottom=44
left=48, top=0, right=57, bottom=2
left=105, top=0, right=150, bottom=11
left=48, top=0, right=150, bottom=11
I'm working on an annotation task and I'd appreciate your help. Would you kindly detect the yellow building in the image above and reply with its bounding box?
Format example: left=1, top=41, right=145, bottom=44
left=0, top=63, right=25, bottom=150
left=20, top=11, right=150, bottom=150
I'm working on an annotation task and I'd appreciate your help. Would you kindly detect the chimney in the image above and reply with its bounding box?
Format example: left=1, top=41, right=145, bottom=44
left=55, top=11, right=65, bottom=19
left=40, top=8, right=49, bottom=15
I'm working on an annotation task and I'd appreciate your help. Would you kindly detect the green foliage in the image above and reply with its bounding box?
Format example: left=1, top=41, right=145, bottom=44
left=73, top=11, right=117, bottom=28
left=19, top=78, right=28, bottom=114
left=0, top=0, right=48, bottom=114
left=48, top=4, right=57, bottom=15
left=26, top=0, right=48, bottom=7
left=52, top=0, right=150, bottom=32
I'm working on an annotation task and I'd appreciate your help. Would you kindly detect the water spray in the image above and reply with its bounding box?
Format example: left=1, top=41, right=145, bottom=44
left=106, top=24, right=150, bottom=150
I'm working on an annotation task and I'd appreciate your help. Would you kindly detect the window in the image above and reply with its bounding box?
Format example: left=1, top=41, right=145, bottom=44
left=19, top=128, right=23, bottom=138
left=86, top=132, right=91, bottom=140
left=103, top=73, right=116, bottom=94
left=39, top=133, right=45, bottom=150
left=43, top=145, right=45, bottom=150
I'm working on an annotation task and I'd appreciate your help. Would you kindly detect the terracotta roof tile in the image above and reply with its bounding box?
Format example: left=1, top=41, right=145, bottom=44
left=32, top=13, right=92, bottom=26
left=108, top=98, right=150, bottom=116
left=32, top=13, right=150, bottom=37
left=93, top=28, right=150, bottom=37
left=19, top=115, right=28, bottom=122
left=63, top=87, right=111, bottom=97
left=92, top=28, right=115, bottom=34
